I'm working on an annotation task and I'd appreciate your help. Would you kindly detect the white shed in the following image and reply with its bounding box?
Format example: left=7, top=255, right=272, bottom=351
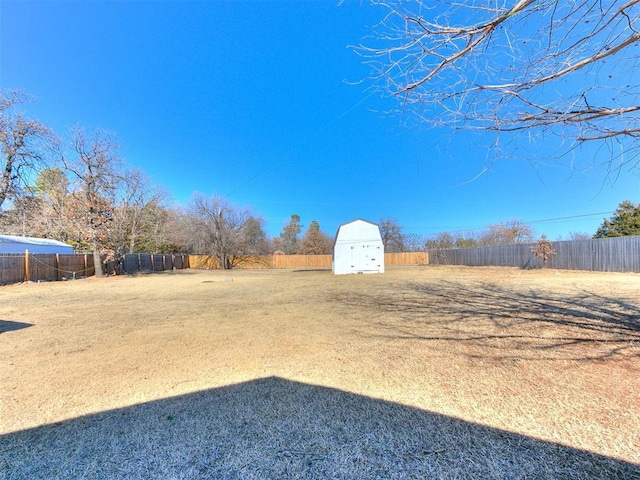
left=332, top=219, right=384, bottom=275
left=0, top=235, right=74, bottom=254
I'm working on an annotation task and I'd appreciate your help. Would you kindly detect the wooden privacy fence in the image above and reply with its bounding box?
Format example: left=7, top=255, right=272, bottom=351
left=0, top=251, right=428, bottom=285
left=0, top=252, right=95, bottom=285
left=188, top=252, right=429, bottom=270
left=188, top=255, right=274, bottom=269
left=272, top=255, right=331, bottom=269
left=385, top=252, right=429, bottom=266
left=187, top=254, right=331, bottom=269
left=0, top=252, right=190, bottom=285
left=428, top=235, right=640, bottom=273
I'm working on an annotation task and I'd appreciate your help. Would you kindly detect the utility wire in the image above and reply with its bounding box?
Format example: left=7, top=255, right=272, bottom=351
left=418, top=211, right=613, bottom=237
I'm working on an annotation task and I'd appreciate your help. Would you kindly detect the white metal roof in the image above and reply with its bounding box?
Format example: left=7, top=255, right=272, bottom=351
left=0, top=235, right=72, bottom=247
left=334, top=219, right=383, bottom=245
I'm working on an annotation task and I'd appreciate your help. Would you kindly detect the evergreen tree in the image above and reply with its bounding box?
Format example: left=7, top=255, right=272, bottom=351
left=277, top=214, right=302, bottom=254
left=241, top=216, right=271, bottom=255
left=299, top=220, right=332, bottom=254
left=594, top=201, right=640, bottom=238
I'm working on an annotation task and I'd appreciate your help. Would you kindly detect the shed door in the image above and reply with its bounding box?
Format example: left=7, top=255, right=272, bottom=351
left=350, top=244, right=381, bottom=271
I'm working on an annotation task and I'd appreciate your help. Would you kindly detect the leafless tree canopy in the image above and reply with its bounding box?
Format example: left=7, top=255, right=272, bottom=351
left=186, top=194, right=254, bottom=269
left=359, top=0, right=640, bottom=171
left=426, top=218, right=534, bottom=249
left=64, top=128, right=123, bottom=277
left=110, top=169, right=172, bottom=258
left=0, top=90, right=55, bottom=209
left=379, top=217, right=406, bottom=252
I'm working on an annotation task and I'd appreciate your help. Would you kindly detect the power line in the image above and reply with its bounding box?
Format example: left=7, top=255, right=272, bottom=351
left=526, top=211, right=612, bottom=225
left=417, top=211, right=613, bottom=237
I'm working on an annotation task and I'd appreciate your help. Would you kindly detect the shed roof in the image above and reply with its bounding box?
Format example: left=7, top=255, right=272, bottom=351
left=334, top=218, right=382, bottom=244
left=337, top=218, right=379, bottom=228
left=0, top=235, right=72, bottom=248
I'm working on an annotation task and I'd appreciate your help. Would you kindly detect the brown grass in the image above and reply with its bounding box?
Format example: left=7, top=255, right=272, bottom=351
left=1, top=266, right=639, bottom=479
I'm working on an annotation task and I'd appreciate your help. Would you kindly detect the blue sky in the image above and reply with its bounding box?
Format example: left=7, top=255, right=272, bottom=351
left=1, top=0, right=638, bottom=240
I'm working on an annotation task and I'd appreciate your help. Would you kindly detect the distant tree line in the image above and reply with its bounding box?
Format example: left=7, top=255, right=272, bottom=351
left=0, top=89, right=340, bottom=272
left=425, top=219, right=535, bottom=251
left=424, top=202, right=640, bottom=251
left=2, top=90, right=637, bottom=272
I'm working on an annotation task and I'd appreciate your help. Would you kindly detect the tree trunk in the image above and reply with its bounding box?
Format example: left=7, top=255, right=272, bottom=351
left=0, top=155, right=14, bottom=210
left=93, top=250, right=104, bottom=277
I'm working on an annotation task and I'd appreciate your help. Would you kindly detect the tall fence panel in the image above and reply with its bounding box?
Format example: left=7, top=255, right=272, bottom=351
left=27, top=254, right=58, bottom=282
left=385, top=252, right=429, bottom=266
left=272, top=255, right=332, bottom=269
left=123, top=253, right=190, bottom=273
left=139, top=254, right=153, bottom=272
left=428, top=236, right=640, bottom=272
left=0, top=254, right=24, bottom=285
left=188, top=255, right=221, bottom=269
left=58, top=254, right=94, bottom=278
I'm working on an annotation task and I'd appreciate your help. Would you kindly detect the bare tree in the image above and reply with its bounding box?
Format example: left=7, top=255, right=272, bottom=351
left=0, top=90, right=55, bottom=210
left=186, top=194, right=252, bottom=269
left=403, top=233, right=426, bottom=252
left=30, top=168, right=74, bottom=242
left=379, top=217, right=405, bottom=252
left=479, top=219, right=534, bottom=246
left=158, top=207, right=190, bottom=253
left=568, top=231, right=592, bottom=241
left=359, top=1, right=640, bottom=172
left=64, top=127, right=122, bottom=277
left=110, top=169, right=171, bottom=258
left=0, top=195, right=43, bottom=236
left=426, top=232, right=455, bottom=250
left=426, top=220, right=533, bottom=249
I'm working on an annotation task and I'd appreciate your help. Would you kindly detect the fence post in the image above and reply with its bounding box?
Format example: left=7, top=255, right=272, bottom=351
left=55, top=253, right=61, bottom=281
left=24, top=249, right=30, bottom=282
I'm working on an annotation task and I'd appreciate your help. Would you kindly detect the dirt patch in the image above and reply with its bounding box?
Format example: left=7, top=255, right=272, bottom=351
left=1, top=266, right=639, bottom=478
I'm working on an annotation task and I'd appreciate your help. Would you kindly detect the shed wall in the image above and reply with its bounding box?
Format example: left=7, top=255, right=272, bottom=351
left=332, top=220, right=385, bottom=275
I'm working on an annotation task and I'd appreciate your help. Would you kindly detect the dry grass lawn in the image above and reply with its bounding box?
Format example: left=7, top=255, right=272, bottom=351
left=1, top=266, right=639, bottom=479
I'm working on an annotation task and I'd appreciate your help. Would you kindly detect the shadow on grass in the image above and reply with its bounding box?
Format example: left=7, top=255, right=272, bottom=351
left=334, top=281, right=640, bottom=361
left=1, top=377, right=638, bottom=479
left=293, top=269, right=332, bottom=273
left=0, top=320, right=32, bottom=334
